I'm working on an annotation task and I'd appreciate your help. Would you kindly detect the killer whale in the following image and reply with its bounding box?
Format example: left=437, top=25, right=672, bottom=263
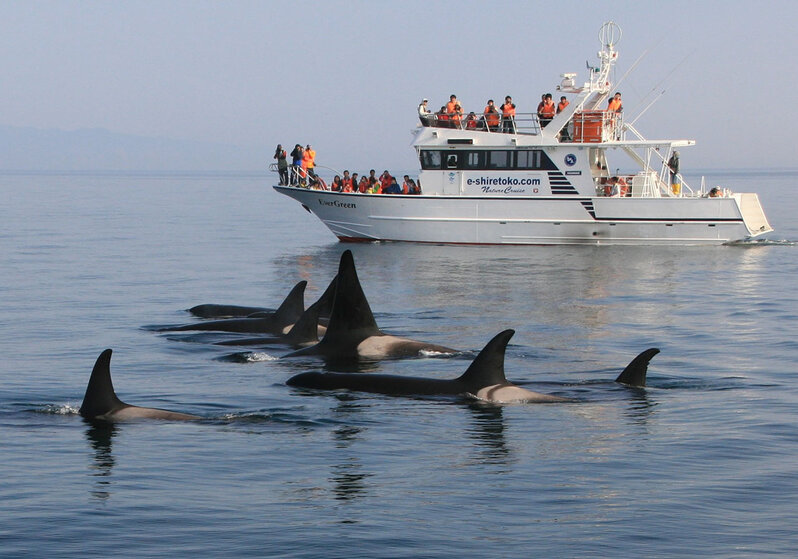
left=287, top=330, right=660, bottom=401
left=188, top=303, right=273, bottom=319
left=284, top=250, right=456, bottom=362
left=158, top=281, right=307, bottom=334
left=216, top=274, right=338, bottom=348
left=79, top=349, right=199, bottom=421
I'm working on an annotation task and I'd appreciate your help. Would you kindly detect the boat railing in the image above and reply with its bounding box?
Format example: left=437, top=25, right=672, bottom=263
left=420, top=113, right=542, bottom=135
left=269, top=163, right=342, bottom=190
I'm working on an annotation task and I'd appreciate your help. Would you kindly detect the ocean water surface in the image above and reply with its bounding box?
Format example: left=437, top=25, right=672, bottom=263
left=1, top=169, right=797, bottom=557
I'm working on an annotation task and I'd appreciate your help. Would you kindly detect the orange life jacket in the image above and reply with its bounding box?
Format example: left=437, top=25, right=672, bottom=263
left=304, top=149, right=315, bottom=167
left=484, top=106, right=500, bottom=127
left=608, top=99, right=622, bottom=112
left=446, top=101, right=457, bottom=113
left=342, top=177, right=353, bottom=190
left=540, top=101, right=555, bottom=118
left=358, top=178, right=369, bottom=193
left=557, top=101, right=569, bottom=113
left=502, top=103, right=515, bottom=117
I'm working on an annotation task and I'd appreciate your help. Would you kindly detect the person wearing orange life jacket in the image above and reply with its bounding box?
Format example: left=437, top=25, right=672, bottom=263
left=436, top=106, right=450, bottom=128
left=358, top=176, right=370, bottom=193
left=403, top=175, right=420, bottom=195
left=557, top=96, right=569, bottom=114
left=500, top=95, right=516, bottom=133
left=484, top=99, right=500, bottom=131
left=446, top=94, right=458, bottom=115
left=303, top=144, right=316, bottom=179
left=451, top=104, right=464, bottom=129
left=607, top=92, right=623, bottom=113
left=557, top=96, right=572, bottom=141
left=341, top=170, right=353, bottom=192
left=379, top=171, right=392, bottom=193
left=538, top=93, right=556, bottom=128
left=330, top=175, right=342, bottom=192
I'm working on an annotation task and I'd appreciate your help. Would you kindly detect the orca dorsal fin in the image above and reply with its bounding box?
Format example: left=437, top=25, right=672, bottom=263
left=320, top=251, right=381, bottom=345
left=285, top=275, right=338, bottom=345
left=272, top=281, right=307, bottom=326
left=615, top=348, right=660, bottom=387
left=79, top=349, right=126, bottom=419
left=458, top=330, right=514, bottom=389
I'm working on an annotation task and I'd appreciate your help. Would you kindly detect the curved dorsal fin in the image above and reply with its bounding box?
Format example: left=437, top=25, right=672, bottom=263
left=272, top=281, right=307, bottom=326
left=79, top=349, right=126, bottom=418
left=458, top=330, right=514, bottom=389
left=285, top=275, right=338, bottom=345
left=615, top=348, right=660, bottom=387
left=320, top=251, right=381, bottom=345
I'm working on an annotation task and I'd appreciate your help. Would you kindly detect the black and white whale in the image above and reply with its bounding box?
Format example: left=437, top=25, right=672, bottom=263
left=287, top=330, right=659, bottom=402
left=157, top=281, right=307, bottom=334
left=188, top=303, right=274, bottom=319
left=79, top=349, right=200, bottom=421
left=283, top=250, right=456, bottom=362
left=216, top=274, right=338, bottom=348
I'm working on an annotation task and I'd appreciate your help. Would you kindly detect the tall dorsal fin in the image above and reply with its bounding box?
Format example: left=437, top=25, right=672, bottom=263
left=320, top=251, right=381, bottom=345
left=285, top=275, right=337, bottom=345
left=615, top=348, right=660, bottom=387
left=272, top=281, right=307, bottom=326
left=79, top=349, right=126, bottom=419
left=458, top=329, right=514, bottom=389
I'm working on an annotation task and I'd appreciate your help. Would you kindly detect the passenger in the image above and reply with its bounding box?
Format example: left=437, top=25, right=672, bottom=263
left=371, top=180, right=381, bottom=194
left=603, top=176, right=618, bottom=197
left=617, top=176, right=629, bottom=197
left=557, top=96, right=571, bottom=141
left=358, top=176, right=370, bottom=193
left=330, top=175, right=343, bottom=192
left=557, top=96, right=569, bottom=114
left=465, top=111, right=478, bottom=129
left=403, top=175, right=420, bottom=195
left=484, top=99, right=500, bottom=132
left=302, top=144, right=315, bottom=181
left=368, top=169, right=378, bottom=191
left=452, top=104, right=464, bottom=129
left=384, top=177, right=402, bottom=194
left=436, top=106, right=450, bottom=128
left=351, top=173, right=359, bottom=191
left=538, top=93, right=556, bottom=128
left=274, top=144, right=288, bottom=185
left=668, top=151, right=680, bottom=186
left=341, top=170, right=353, bottom=192
left=290, top=144, right=303, bottom=185
left=709, top=187, right=723, bottom=197
left=446, top=94, right=458, bottom=115
left=380, top=170, right=393, bottom=193
left=608, top=92, right=623, bottom=113
left=418, top=98, right=432, bottom=126
left=500, top=95, right=516, bottom=133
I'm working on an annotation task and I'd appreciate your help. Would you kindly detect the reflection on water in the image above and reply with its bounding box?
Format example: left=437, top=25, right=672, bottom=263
left=329, top=401, right=372, bottom=504
left=463, top=402, right=513, bottom=467
left=85, top=421, right=117, bottom=501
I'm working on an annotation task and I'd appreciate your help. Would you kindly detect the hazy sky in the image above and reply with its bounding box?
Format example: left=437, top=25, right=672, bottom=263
left=3, top=0, right=797, bottom=172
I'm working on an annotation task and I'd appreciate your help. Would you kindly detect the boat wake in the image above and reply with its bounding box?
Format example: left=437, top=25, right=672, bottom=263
left=727, top=238, right=796, bottom=247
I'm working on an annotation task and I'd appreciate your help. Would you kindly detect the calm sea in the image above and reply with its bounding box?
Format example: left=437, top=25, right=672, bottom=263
left=1, top=169, right=797, bottom=557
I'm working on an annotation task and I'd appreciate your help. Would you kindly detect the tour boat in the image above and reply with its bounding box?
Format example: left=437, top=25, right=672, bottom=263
left=273, top=22, right=772, bottom=246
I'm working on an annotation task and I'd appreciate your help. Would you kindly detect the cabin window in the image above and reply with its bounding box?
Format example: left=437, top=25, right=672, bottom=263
left=420, top=150, right=442, bottom=169
left=465, top=151, right=486, bottom=169
left=517, top=150, right=542, bottom=169
left=420, top=149, right=555, bottom=170
left=488, top=151, right=512, bottom=169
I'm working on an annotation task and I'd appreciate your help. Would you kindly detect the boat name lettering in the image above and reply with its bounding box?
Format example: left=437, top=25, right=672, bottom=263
left=318, top=198, right=357, bottom=209
left=467, top=177, right=541, bottom=188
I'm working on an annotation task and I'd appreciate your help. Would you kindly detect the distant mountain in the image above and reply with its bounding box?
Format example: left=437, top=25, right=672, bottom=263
left=0, top=125, right=266, bottom=171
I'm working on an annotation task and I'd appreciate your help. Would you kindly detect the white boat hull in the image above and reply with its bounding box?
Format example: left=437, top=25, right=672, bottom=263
left=274, top=186, right=771, bottom=246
